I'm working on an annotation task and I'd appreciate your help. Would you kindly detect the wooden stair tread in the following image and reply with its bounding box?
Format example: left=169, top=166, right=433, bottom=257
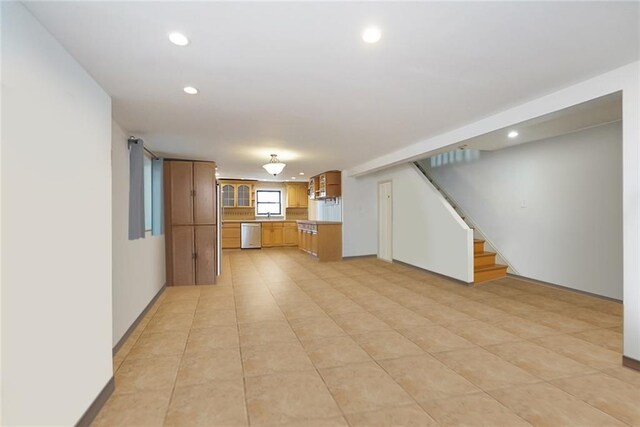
left=474, top=263, right=507, bottom=272
left=474, top=251, right=496, bottom=258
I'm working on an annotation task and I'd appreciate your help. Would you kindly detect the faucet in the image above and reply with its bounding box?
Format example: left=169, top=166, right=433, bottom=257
left=267, top=212, right=271, bottom=219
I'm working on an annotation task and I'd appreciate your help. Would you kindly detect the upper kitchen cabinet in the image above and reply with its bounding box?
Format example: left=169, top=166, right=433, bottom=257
left=220, top=180, right=255, bottom=208
left=310, top=171, right=341, bottom=199
left=308, top=177, right=317, bottom=201
left=286, top=183, right=309, bottom=208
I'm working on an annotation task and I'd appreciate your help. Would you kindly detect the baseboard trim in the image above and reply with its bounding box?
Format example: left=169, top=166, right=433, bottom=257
left=342, top=254, right=377, bottom=260
left=507, top=273, right=622, bottom=303
left=623, top=356, right=640, bottom=372
left=75, top=377, right=114, bottom=427
left=113, top=284, right=166, bottom=355
left=392, top=259, right=472, bottom=287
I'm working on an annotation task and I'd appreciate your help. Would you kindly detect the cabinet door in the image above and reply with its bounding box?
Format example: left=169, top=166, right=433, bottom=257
left=195, top=226, right=216, bottom=285
left=237, top=184, right=251, bottom=207
left=170, top=162, right=193, bottom=225
left=193, top=162, right=216, bottom=224
left=297, top=184, right=308, bottom=207
left=272, top=227, right=283, bottom=246
left=308, top=178, right=316, bottom=200
left=283, top=227, right=297, bottom=245
left=310, top=232, right=318, bottom=255
left=222, top=184, right=235, bottom=207
left=172, top=226, right=195, bottom=285
left=287, top=185, right=297, bottom=208
left=262, top=227, right=272, bottom=246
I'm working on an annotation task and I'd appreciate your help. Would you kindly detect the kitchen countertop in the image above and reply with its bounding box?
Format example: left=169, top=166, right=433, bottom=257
left=223, top=219, right=300, bottom=223
left=296, top=220, right=343, bottom=225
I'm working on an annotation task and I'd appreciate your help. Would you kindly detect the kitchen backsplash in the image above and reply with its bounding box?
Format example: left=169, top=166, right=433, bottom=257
left=309, top=198, right=342, bottom=222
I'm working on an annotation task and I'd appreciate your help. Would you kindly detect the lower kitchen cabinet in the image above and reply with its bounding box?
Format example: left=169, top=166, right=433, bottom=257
left=262, top=222, right=284, bottom=247
left=283, top=223, right=298, bottom=246
left=222, top=221, right=299, bottom=249
left=222, top=223, right=241, bottom=249
left=297, top=221, right=342, bottom=262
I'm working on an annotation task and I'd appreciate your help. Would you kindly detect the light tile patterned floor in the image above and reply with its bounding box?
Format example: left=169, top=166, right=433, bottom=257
left=95, top=248, right=639, bottom=426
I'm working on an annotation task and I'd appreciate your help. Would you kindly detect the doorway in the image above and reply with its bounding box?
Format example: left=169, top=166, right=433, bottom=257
left=378, top=181, right=392, bottom=262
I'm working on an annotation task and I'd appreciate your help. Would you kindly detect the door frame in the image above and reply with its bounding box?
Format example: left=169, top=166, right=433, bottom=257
left=378, top=180, right=393, bottom=262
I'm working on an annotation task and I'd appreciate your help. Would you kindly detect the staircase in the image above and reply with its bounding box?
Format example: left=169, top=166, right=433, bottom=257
left=414, top=160, right=509, bottom=285
left=473, top=239, right=508, bottom=283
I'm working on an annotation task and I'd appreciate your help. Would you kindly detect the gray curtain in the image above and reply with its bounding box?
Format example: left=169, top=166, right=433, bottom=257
left=128, top=138, right=145, bottom=240
left=151, top=158, right=164, bottom=236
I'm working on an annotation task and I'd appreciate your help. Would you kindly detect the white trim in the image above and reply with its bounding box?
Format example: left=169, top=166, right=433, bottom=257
left=377, top=180, right=393, bottom=262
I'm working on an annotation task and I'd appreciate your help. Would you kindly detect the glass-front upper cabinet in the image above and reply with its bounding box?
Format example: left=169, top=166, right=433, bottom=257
left=220, top=181, right=255, bottom=207
left=222, top=184, right=235, bottom=207
left=237, top=184, right=251, bottom=207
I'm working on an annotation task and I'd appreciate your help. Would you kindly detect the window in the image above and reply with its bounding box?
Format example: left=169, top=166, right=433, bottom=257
left=143, top=154, right=153, bottom=231
left=256, top=190, right=282, bottom=216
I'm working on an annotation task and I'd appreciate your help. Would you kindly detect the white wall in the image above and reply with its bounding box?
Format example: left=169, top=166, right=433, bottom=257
left=343, top=163, right=473, bottom=282
left=1, top=3, right=113, bottom=425
left=346, top=61, right=640, bottom=363
left=427, top=122, right=623, bottom=299
left=112, top=121, right=165, bottom=346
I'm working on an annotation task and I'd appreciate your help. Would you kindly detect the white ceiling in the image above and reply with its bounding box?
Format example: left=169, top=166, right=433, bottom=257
left=25, top=1, right=639, bottom=179
left=460, top=91, right=622, bottom=152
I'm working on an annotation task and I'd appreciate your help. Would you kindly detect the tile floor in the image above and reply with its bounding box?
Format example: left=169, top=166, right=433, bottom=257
left=95, top=248, right=639, bottom=426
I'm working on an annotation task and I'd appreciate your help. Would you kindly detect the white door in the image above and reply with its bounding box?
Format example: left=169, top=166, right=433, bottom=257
left=378, top=181, right=392, bottom=262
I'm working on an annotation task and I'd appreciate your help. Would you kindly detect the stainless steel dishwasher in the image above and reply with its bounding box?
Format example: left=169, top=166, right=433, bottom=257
left=241, top=223, right=262, bottom=249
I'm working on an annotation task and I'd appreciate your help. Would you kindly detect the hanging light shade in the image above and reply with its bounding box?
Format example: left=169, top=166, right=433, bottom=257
left=262, top=154, right=286, bottom=176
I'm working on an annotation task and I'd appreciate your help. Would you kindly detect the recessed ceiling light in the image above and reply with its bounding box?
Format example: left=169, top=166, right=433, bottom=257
left=183, top=86, right=198, bottom=95
left=169, top=32, right=189, bottom=46
left=508, top=130, right=519, bottom=138
left=362, top=26, right=382, bottom=44
left=299, top=172, right=304, bottom=175
left=291, top=177, right=296, bottom=179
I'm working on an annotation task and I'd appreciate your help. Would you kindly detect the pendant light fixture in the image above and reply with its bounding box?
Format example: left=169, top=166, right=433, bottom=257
left=262, top=154, right=286, bottom=176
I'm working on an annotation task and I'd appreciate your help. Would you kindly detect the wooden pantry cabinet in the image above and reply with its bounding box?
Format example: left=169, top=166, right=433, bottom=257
left=164, top=160, right=218, bottom=286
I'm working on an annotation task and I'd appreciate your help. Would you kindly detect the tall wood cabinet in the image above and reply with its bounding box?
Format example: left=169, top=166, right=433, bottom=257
left=164, top=160, right=218, bottom=286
